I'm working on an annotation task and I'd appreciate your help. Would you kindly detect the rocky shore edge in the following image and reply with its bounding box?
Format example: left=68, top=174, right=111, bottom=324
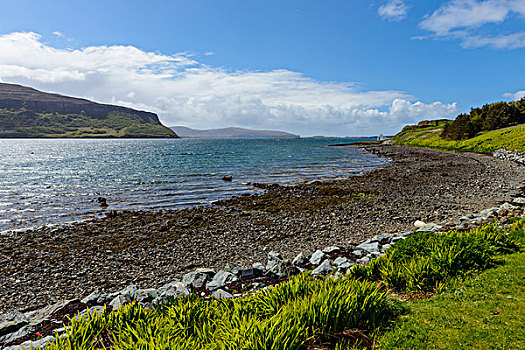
left=2, top=196, right=525, bottom=350
left=1, top=146, right=525, bottom=350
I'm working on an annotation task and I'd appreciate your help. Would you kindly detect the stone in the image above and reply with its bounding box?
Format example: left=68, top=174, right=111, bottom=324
left=133, top=288, right=158, bottom=302
left=356, top=256, right=371, bottom=265
left=25, top=299, right=79, bottom=326
left=0, top=311, right=28, bottom=337
left=311, top=260, right=335, bottom=276
left=413, top=220, right=426, bottom=228
left=355, top=241, right=380, bottom=254
left=352, top=249, right=368, bottom=257
left=206, top=271, right=239, bottom=291
left=109, top=294, right=131, bottom=309
left=222, top=175, right=233, bottom=182
left=0, top=325, right=34, bottom=346
left=333, top=257, right=354, bottom=269
left=182, top=271, right=211, bottom=289
left=8, top=335, right=56, bottom=350
left=372, top=233, right=393, bottom=244
left=309, top=250, right=329, bottom=265
left=81, top=289, right=105, bottom=305
left=512, top=197, right=525, bottom=206
left=266, top=251, right=283, bottom=271
left=322, top=246, right=340, bottom=254
left=252, top=262, right=266, bottom=275
left=381, top=244, right=392, bottom=253
left=211, top=289, right=234, bottom=299
left=157, top=281, right=190, bottom=299
left=292, top=252, right=309, bottom=266
left=500, top=202, right=516, bottom=211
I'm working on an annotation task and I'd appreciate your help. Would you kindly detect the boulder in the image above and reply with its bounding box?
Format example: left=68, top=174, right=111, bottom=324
left=157, top=281, right=190, bottom=299
left=309, top=250, right=329, bottom=265
left=371, top=233, right=393, bottom=244
left=512, top=197, right=525, bottom=206
left=333, top=257, right=354, bottom=270
left=413, top=220, right=426, bottom=228
left=0, top=325, right=34, bottom=346
left=25, top=299, right=79, bottom=326
left=206, top=271, right=239, bottom=291
left=322, top=246, right=341, bottom=254
left=6, top=334, right=56, bottom=350
left=182, top=271, right=211, bottom=289
left=500, top=203, right=516, bottom=211
left=355, top=242, right=380, bottom=254
left=266, top=251, right=283, bottom=271
left=0, top=311, right=28, bottom=338
left=311, top=260, right=335, bottom=276
left=292, top=252, right=310, bottom=266
left=252, top=262, right=266, bottom=275
left=109, top=294, right=131, bottom=309
left=133, top=288, right=158, bottom=303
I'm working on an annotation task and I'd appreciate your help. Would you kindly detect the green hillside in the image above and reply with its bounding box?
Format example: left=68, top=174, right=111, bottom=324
left=0, top=83, right=178, bottom=138
left=392, top=122, right=525, bottom=152
left=391, top=98, right=525, bottom=153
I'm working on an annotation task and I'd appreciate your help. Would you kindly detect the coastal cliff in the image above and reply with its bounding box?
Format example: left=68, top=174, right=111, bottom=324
left=0, top=83, right=178, bottom=138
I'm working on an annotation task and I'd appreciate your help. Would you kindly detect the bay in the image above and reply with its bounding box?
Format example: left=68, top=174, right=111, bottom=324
left=0, top=137, right=388, bottom=231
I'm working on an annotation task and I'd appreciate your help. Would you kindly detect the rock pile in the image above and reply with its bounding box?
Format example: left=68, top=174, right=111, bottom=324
left=2, top=196, right=524, bottom=350
left=493, top=149, right=525, bottom=165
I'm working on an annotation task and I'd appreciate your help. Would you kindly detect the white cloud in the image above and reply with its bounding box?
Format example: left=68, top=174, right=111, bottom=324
left=52, top=31, right=64, bottom=38
left=0, top=32, right=458, bottom=136
left=378, top=0, right=410, bottom=21
left=419, top=0, right=525, bottom=49
left=503, top=90, right=525, bottom=100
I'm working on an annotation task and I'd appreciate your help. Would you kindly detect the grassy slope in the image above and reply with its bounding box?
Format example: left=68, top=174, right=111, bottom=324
left=392, top=122, right=525, bottom=153
left=0, top=108, right=177, bottom=138
left=376, top=251, right=525, bottom=349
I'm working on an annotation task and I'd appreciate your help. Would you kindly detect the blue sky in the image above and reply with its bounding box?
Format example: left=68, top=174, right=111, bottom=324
left=0, top=0, right=524, bottom=136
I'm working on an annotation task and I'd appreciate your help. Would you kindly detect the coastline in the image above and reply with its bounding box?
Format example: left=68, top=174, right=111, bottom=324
left=1, top=144, right=525, bottom=315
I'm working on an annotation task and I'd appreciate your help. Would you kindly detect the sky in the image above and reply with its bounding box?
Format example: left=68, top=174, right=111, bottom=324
left=0, top=0, right=524, bottom=136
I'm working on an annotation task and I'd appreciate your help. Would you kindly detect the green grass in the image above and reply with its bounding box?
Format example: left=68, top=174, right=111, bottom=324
left=376, top=251, right=525, bottom=349
left=392, top=123, right=525, bottom=153
left=28, top=219, right=524, bottom=349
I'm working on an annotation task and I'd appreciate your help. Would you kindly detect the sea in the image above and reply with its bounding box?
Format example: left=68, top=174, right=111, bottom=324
left=0, top=138, right=389, bottom=232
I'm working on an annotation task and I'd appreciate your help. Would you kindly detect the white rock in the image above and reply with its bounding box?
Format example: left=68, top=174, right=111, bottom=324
left=413, top=220, right=426, bottom=228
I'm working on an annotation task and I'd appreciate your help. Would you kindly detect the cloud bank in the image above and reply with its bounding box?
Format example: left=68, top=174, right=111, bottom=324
left=0, top=32, right=458, bottom=136
left=420, top=0, right=525, bottom=49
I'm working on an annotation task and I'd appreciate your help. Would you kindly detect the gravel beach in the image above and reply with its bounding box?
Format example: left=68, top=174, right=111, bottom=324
left=1, top=144, right=524, bottom=314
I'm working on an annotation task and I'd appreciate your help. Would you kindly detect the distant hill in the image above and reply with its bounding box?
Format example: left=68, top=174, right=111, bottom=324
left=170, top=126, right=299, bottom=138
left=0, top=83, right=178, bottom=138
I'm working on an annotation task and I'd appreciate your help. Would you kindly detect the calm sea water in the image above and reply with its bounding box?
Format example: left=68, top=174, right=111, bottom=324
left=0, top=138, right=388, bottom=232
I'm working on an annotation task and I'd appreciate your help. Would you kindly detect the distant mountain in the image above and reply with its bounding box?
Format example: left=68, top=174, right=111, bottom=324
left=0, top=83, right=178, bottom=138
left=170, top=126, right=300, bottom=138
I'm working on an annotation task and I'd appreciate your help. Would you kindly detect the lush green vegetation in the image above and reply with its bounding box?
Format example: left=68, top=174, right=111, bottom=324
left=391, top=98, right=525, bottom=152
left=392, top=123, right=525, bottom=152
left=0, top=108, right=177, bottom=138
left=29, top=219, right=523, bottom=350
left=441, top=98, right=525, bottom=140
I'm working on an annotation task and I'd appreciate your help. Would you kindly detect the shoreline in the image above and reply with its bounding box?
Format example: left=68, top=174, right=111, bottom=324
left=1, top=144, right=525, bottom=315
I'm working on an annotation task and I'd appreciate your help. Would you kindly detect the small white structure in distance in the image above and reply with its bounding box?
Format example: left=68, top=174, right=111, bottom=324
left=377, top=134, right=387, bottom=141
